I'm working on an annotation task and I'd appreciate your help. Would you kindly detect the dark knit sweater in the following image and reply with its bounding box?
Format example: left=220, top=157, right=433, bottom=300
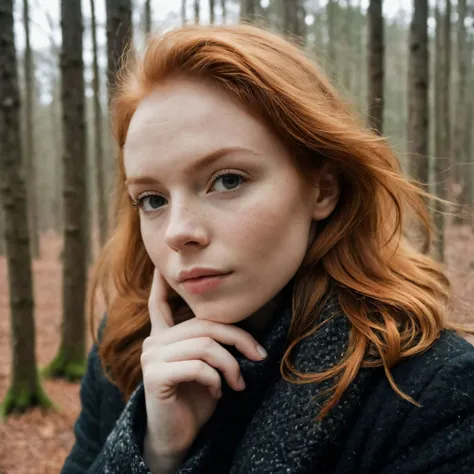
left=61, top=297, right=474, bottom=473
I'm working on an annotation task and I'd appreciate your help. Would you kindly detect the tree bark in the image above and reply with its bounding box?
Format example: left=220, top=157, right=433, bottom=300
left=194, top=0, right=200, bottom=24
left=452, top=0, right=473, bottom=223
left=407, top=0, right=429, bottom=252
left=106, top=0, right=133, bottom=103
left=181, top=0, right=187, bottom=24
left=367, top=0, right=384, bottom=134
left=326, top=0, right=339, bottom=77
left=90, top=0, right=108, bottom=248
left=283, top=0, right=306, bottom=43
left=342, top=0, right=353, bottom=93
left=43, top=0, right=88, bottom=381
left=221, top=0, right=227, bottom=24
left=210, top=0, right=215, bottom=24
left=0, top=0, right=52, bottom=416
left=144, top=0, right=151, bottom=35
left=433, top=0, right=450, bottom=261
left=22, top=0, right=40, bottom=258
left=0, top=199, right=5, bottom=255
left=240, top=0, right=258, bottom=23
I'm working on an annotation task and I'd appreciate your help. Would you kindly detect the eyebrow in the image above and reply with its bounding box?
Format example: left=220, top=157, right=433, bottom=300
left=125, top=146, right=258, bottom=186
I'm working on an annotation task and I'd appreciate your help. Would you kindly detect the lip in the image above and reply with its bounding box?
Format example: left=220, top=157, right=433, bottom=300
left=177, top=267, right=229, bottom=283
left=182, top=273, right=231, bottom=294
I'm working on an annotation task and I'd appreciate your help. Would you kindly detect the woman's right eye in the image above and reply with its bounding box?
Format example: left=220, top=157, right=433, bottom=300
left=137, top=194, right=167, bottom=212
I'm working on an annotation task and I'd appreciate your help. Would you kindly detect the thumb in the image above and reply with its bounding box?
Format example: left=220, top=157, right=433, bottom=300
left=148, top=268, right=175, bottom=334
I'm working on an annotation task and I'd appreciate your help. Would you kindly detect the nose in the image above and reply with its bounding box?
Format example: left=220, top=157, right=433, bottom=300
left=164, top=201, right=210, bottom=252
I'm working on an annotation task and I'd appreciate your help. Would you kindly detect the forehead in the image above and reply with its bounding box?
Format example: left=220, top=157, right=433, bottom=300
left=123, top=78, right=290, bottom=177
left=125, top=78, right=251, bottom=145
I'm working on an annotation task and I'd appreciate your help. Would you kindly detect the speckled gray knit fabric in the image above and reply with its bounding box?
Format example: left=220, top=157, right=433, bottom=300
left=62, top=296, right=474, bottom=474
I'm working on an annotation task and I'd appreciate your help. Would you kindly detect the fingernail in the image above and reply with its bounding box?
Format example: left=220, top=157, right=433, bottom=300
left=257, top=344, right=267, bottom=359
left=238, top=375, right=246, bottom=391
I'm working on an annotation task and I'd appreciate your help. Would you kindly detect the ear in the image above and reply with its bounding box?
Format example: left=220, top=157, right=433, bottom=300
left=310, top=163, right=340, bottom=221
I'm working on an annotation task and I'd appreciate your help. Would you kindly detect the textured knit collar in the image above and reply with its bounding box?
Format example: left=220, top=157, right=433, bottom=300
left=100, top=291, right=382, bottom=474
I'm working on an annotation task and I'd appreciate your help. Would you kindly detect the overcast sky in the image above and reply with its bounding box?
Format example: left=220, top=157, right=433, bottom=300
left=15, top=0, right=413, bottom=53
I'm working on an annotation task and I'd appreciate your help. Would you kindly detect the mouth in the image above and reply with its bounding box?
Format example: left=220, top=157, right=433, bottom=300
left=180, top=272, right=232, bottom=295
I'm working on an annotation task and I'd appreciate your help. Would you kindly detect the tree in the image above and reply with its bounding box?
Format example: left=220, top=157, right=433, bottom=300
left=0, top=201, right=5, bottom=256
left=240, top=0, right=258, bottom=23
left=221, top=0, right=227, bottom=24
left=22, top=0, right=40, bottom=258
left=283, top=0, right=306, bottom=42
left=90, top=0, right=108, bottom=248
left=43, top=0, right=88, bottom=380
left=452, top=0, right=472, bottom=223
left=433, top=0, right=451, bottom=261
left=106, top=0, right=133, bottom=103
left=210, top=0, right=215, bottom=24
left=194, top=0, right=200, bottom=24
left=342, top=0, right=354, bottom=93
left=367, top=0, right=384, bottom=134
left=182, top=0, right=187, bottom=24
left=0, top=0, right=52, bottom=416
left=326, top=0, right=339, bottom=74
left=144, top=0, right=151, bottom=35
left=407, top=0, right=430, bottom=252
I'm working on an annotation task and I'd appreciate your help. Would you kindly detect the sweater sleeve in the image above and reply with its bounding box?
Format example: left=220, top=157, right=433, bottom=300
left=380, top=350, right=474, bottom=474
left=60, top=342, right=106, bottom=473
left=61, top=319, right=151, bottom=473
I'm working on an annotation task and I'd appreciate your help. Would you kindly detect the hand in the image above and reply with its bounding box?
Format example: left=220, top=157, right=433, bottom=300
left=142, top=268, right=267, bottom=463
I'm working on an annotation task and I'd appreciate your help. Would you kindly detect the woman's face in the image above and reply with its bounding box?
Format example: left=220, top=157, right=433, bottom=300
left=124, top=77, right=337, bottom=324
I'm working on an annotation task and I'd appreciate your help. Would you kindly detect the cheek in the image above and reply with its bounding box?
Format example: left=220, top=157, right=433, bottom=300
left=139, top=219, right=164, bottom=264
left=232, top=189, right=312, bottom=263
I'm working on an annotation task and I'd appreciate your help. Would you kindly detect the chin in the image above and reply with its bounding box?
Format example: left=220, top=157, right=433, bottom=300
left=187, top=295, right=269, bottom=326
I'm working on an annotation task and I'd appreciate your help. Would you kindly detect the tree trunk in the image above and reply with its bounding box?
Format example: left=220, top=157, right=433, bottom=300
left=326, top=0, right=339, bottom=77
left=240, top=0, right=258, bottom=23
left=194, top=0, right=200, bottom=24
left=367, top=0, right=384, bottom=134
left=144, top=0, right=151, bottom=35
left=221, top=0, right=227, bottom=24
left=210, top=0, right=215, bottom=24
left=342, top=0, right=353, bottom=93
left=22, top=0, right=40, bottom=258
left=432, top=0, right=450, bottom=261
left=43, top=0, right=87, bottom=381
left=283, top=0, right=306, bottom=43
left=90, top=0, right=108, bottom=248
left=106, top=0, right=133, bottom=103
left=452, top=0, right=473, bottom=223
left=0, top=0, right=52, bottom=416
left=0, top=199, right=5, bottom=255
left=407, top=0, right=429, bottom=252
left=182, top=0, right=187, bottom=24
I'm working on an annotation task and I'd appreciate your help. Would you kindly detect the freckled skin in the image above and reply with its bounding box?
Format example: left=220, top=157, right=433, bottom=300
left=124, top=78, right=332, bottom=328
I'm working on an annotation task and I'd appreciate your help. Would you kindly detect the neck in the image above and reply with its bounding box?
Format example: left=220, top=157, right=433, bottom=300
left=235, top=287, right=290, bottom=339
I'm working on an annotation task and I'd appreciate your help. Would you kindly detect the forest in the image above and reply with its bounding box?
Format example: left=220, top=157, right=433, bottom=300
left=0, top=0, right=473, bottom=472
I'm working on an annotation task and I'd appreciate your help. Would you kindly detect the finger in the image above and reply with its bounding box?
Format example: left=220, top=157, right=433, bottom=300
left=146, top=360, right=222, bottom=400
left=157, top=319, right=267, bottom=362
left=148, top=268, right=175, bottom=333
left=158, top=337, right=245, bottom=391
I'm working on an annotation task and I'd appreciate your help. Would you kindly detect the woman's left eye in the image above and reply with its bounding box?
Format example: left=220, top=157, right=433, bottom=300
left=211, top=173, right=245, bottom=192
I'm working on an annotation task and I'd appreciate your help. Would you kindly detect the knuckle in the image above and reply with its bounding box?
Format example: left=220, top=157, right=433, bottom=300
left=194, top=360, right=208, bottom=376
left=200, top=337, right=216, bottom=353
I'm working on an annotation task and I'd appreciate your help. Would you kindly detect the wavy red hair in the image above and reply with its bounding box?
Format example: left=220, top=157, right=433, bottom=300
left=89, top=24, right=465, bottom=419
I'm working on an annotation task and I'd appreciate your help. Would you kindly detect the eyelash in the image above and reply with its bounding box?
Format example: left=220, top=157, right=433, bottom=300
left=131, top=169, right=247, bottom=210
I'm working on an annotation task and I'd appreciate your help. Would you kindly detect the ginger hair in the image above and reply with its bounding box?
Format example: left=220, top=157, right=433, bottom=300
left=89, top=25, right=463, bottom=419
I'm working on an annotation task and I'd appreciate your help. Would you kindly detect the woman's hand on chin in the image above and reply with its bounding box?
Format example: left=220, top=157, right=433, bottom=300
left=142, top=268, right=267, bottom=473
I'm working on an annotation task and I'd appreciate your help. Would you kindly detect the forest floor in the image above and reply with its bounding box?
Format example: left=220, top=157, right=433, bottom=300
left=1, top=228, right=474, bottom=474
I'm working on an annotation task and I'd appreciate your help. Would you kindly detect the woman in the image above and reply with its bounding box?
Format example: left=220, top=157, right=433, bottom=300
left=61, top=25, right=474, bottom=474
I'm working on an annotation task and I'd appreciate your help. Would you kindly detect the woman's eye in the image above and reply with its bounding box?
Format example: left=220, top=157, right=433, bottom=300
left=212, top=173, right=244, bottom=192
left=140, top=195, right=167, bottom=212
